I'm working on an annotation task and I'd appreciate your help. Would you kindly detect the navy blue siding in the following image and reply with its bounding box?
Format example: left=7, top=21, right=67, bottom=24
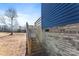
left=42, top=3, right=79, bottom=29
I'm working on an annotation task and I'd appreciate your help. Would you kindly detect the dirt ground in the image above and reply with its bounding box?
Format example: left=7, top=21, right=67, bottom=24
left=0, top=32, right=26, bottom=56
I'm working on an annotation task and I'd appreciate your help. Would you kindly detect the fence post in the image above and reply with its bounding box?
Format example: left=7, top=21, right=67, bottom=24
left=25, top=22, right=31, bottom=56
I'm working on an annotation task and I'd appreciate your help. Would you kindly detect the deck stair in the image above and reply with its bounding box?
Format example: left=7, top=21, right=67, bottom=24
left=26, top=38, right=46, bottom=56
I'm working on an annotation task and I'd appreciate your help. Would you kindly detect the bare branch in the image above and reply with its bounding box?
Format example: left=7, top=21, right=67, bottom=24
left=5, top=8, right=17, bottom=19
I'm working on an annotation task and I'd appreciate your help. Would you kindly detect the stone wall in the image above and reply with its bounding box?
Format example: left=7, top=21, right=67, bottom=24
left=42, top=32, right=79, bottom=56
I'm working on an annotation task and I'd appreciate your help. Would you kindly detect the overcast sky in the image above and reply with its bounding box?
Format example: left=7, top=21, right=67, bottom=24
left=0, top=3, right=41, bottom=26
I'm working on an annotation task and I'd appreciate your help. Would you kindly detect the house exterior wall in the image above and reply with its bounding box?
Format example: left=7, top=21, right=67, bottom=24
left=42, top=3, right=79, bottom=29
left=42, top=23, right=79, bottom=56
left=35, top=3, right=79, bottom=56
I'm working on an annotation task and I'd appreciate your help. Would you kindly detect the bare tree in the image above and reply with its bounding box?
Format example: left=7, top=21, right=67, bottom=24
left=0, top=16, right=9, bottom=32
left=5, top=8, right=17, bottom=35
left=0, top=16, right=7, bottom=26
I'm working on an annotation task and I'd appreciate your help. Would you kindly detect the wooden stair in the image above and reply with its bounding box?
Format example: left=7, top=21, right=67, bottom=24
left=25, top=23, right=47, bottom=56
left=31, top=39, right=44, bottom=56
left=26, top=38, right=46, bottom=56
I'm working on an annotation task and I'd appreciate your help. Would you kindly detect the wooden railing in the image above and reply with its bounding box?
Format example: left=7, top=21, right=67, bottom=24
left=25, top=22, right=32, bottom=56
left=25, top=23, right=44, bottom=56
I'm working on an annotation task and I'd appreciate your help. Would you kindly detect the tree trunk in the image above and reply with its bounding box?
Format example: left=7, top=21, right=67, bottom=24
left=10, top=17, right=13, bottom=35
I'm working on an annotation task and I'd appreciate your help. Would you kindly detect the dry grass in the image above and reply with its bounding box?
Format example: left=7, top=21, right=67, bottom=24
left=0, top=32, right=26, bottom=56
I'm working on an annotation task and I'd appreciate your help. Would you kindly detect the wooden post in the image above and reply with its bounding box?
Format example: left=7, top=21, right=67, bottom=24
left=25, top=22, right=31, bottom=56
